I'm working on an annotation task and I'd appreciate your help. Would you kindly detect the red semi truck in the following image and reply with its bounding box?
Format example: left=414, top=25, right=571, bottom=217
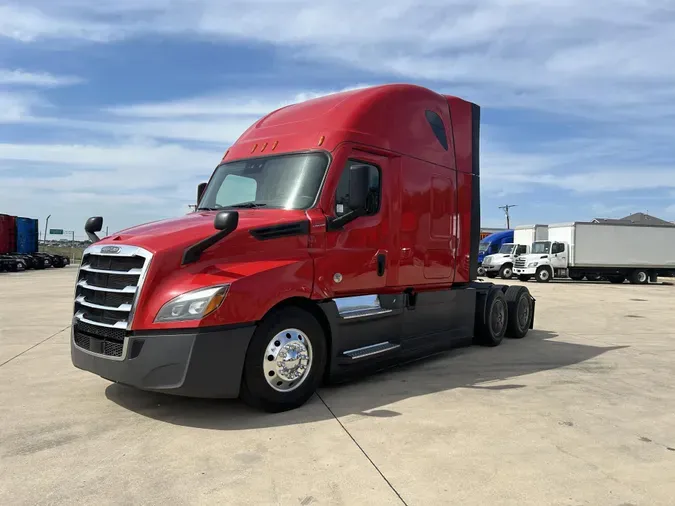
left=71, top=84, right=536, bottom=412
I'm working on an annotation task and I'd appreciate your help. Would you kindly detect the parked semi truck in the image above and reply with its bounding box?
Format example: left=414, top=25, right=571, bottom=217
left=71, top=84, right=537, bottom=412
left=476, top=229, right=513, bottom=276
left=513, top=222, right=675, bottom=283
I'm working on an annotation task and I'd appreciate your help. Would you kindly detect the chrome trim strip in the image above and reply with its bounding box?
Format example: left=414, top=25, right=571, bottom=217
left=74, top=312, right=128, bottom=329
left=77, top=280, right=137, bottom=294
left=83, top=244, right=150, bottom=257
left=75, top=296, right=132, bottom=312
left=80, top=264, right=143, bottom=275
left=342, top=308, right=393, bottom=320
left=126, top=248, right=153, bottom=330
left=71, top=327, right=128, bottom=362
left=343, top=341, right=400, bottom=359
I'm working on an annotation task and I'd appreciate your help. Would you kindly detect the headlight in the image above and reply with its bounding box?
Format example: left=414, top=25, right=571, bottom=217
left=527, top=262, right=538, bottom=268
left=154, top=285, right=230, bottom=322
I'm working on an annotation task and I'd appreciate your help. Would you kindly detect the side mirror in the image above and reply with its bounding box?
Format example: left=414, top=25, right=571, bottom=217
left=85, top=216, right=103, bottom=243
left=214, top=211, right=239, bottom=232
left=347, top=164, right=370, bottom=211
left=197, top=182, right=207, bottom=205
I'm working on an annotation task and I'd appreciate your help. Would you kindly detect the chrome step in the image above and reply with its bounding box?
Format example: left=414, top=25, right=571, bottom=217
left=343, top=341, right=400, bottom=360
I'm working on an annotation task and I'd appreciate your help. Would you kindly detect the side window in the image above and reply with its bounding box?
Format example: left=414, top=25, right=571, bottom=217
left=425, top=110, right=449, bottom=151
left=552, top=242, right=564, bottom=254
left=215, top=174, right=257, bottom=206
left=335, top=160, right=380, bottom=216
left=517, top=245, right=527, bottom=255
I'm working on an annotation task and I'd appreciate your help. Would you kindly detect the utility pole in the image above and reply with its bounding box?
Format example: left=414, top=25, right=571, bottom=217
left=498, top=204, right=517, bottom=229
left=44, top=214, right=51, bottom=244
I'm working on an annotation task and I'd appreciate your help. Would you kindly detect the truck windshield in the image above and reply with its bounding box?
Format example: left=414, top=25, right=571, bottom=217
left=198, top=152, right=328, bottom=210
left=531, top=241, right=551, bottom=254
left=479, top=242, right=490, bottom=253
left=498, top=244, right=515, bottom=254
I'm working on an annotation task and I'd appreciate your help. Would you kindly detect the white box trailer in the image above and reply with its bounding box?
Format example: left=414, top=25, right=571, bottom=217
left=514, top=222, right=675, bottom=284
left=514, top=224, right=548, bottom=248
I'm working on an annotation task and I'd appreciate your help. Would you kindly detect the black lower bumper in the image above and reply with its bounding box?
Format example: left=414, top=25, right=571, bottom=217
left=71, top=324, right=256, bottom=398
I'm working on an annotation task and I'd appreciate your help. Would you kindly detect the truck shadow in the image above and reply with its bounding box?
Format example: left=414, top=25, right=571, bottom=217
left=105, top=329, right=626, bottom=430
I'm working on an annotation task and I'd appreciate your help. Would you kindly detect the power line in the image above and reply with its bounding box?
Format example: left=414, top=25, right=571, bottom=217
left=498, top=204, right=518, bottom=229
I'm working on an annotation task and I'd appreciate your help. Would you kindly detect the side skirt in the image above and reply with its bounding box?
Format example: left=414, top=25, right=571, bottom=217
left=319, top=284, right=485, bottom=383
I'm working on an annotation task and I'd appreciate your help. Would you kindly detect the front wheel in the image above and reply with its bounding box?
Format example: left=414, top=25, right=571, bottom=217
left=240, top=307, right=327, bottom=413
left=499, top=264, right=514, bottom=280
left=535, top=267, right=551, bottom=283
left=477, top=266, right=486, bottom=276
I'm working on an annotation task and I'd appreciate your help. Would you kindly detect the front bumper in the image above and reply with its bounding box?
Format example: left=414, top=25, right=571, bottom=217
left=71, top=324, right=256, bottom=398
left=514, top=267, right=537, bottom=276
left=483, top=264, right=501, bottom=273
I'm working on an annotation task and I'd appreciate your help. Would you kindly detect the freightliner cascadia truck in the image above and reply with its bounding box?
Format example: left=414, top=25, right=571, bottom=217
left=71, top=84, right=536, bottom=412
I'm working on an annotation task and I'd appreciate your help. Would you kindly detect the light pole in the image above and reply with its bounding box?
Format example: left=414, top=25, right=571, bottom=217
left=44, top=214, right=51, bottom=244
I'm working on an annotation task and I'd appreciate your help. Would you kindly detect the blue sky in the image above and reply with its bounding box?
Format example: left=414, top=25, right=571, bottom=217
left=1, top=0, right=674, bottom=238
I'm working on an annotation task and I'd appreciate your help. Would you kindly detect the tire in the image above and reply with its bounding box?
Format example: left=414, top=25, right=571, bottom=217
left=240, top=307, right=327, bottom=413
left=504, top=286, right=532, bottom=338
left=477, top=266, right=486, bottom=276
left=608, top=275, right=625, bottom=284
left=499, top=264, right=514, bottom=280
left=486, top=272, right=497, bottom=279
left=630, top=269, right=649, bottom=285
left=518, top=275, right=531, bottom=282
left=476, top=288, right=508, bottom=347
left=535, top=266, right=551, bottom=283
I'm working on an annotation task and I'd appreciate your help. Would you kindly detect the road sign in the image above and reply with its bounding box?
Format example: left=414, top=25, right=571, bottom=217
left=50, top=229, right=64, bottom=235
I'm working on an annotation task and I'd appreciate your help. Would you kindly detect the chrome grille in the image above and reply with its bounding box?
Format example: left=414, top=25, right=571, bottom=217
left=73, top=244, right=152, bottom=359
left=515, top=258, right=526, bottom=268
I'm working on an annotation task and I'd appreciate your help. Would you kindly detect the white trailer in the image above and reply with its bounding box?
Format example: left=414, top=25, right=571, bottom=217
left=513, top=222, right=675, bottom=284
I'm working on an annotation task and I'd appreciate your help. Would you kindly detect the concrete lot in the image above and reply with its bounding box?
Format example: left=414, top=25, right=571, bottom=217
left=1, top=268, right=674, bottom=506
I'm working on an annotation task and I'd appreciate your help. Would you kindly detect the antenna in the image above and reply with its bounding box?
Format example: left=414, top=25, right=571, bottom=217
left=498, top=204, right=518, bottom=229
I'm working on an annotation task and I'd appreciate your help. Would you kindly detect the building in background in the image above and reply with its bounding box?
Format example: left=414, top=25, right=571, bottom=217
left=593, top=212, right=675, bottom=227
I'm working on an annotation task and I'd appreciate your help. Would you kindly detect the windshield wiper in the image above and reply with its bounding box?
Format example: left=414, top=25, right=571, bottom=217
left=227, top=202, right=267, bottom=208
left=197, top=207, right=221, bottom=211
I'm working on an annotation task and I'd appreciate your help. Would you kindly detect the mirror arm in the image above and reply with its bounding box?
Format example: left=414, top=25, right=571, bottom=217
left=327, top=208, right=366, bottom=231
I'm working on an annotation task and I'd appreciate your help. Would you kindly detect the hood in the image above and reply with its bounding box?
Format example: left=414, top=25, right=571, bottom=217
left=99, top=209, right=309, bottom=253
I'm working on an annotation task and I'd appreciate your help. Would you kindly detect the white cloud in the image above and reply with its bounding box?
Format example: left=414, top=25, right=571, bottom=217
left=0, top=69, right=82, bottom=87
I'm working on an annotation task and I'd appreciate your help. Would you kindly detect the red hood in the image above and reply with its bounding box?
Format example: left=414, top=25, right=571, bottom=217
left=101, top=209, right=308, bottom=253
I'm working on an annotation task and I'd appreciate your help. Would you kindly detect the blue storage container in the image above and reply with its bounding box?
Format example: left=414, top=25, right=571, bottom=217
left=16, top=217, right=38, bottom=254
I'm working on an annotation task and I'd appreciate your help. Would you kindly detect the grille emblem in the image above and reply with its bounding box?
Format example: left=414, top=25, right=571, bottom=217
left=101, top=246, right=121, bottom=254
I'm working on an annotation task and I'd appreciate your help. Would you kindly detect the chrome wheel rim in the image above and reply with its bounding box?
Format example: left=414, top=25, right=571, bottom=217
left=638, top=271, right=647, bottom=283
left=503, top=267, right=512, bottom=278
left=540, top=270, right=549, bottom=280
left=263, top=328, right=313, bottom=392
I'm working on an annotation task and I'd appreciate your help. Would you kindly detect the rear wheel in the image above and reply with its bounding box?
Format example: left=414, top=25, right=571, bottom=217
left=240, top=307, right=327, bottom=413
left=518, top=275, right=531, bottom=282
left=535, top=267, right=551, bottom=283
left=476, top=289, right=508, bottom=347
left=630, top=269, right=649, bottom=284
left=499, top=264, right=514, bottom=280
left=504, top=286, right=532, bottom=338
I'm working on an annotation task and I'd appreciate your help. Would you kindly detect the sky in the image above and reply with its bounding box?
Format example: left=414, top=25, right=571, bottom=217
left=1, top=0, right=674, bottom=239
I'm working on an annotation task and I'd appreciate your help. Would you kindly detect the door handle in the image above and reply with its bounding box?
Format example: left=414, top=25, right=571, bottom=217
left=377, top=253, right=386, bottom=277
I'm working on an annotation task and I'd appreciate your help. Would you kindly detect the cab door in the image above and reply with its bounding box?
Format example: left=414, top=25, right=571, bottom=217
left=315, top=147, right=393, bottom=296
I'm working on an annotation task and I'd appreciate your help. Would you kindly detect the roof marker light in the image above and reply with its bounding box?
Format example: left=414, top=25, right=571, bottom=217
left=318, top=135, right=325, bottom=146
left=261, top=142, right=268, bottom=152
left=251, top=143, right=258, bottom=153
left=272, top=141, right=279, bottom=151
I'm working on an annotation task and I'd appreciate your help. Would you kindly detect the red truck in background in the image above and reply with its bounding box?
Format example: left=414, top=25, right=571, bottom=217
left=71, top=84, right=536, bottom=412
